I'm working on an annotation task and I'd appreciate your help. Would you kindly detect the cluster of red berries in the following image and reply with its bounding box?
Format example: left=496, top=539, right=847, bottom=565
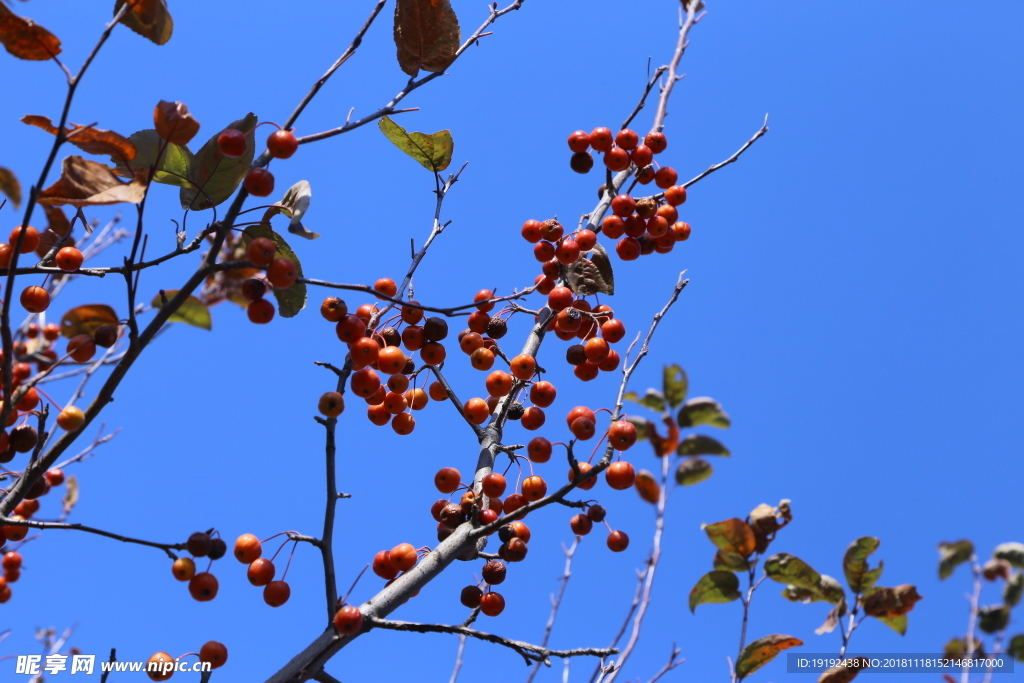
left=170, top=530, right=227, bottom=603
left=1, top=225, right=86, bottom=317
left=600, top=188, right=690, bottom=261
left=145, top=641, right=227, bottom=682
left=234, top=533, right=292, bottom=607
left=567, top=127, right=669, bottom=175
left=216, top=127, right=299, bottom=200
left=319, top=282, right=460, bottom=436
left=240, top=236, right=298, bottom=324
left=0, top=466, right=66, bottom=604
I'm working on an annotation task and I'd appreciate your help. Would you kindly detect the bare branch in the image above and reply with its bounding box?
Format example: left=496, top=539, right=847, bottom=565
left=0, top=516, right=185, bottom=559
left=526, top=538, right=580, bottom=683
left=682, top=115, right=769, bottom=189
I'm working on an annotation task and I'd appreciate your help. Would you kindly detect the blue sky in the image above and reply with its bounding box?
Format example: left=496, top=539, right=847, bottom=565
left=0, top=1, right=1021, bottom=681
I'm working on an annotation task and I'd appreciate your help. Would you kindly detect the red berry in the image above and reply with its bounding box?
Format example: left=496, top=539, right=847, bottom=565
left=480, top=591, right=506, bottom=616
left=575, top=229, right=597, bottom=251
left=605, top=461, right=636, bottom=490
left=527, top=436, right=552, bottom=463
left=603, top=148, right=630, bottom=172
left=616, top=236, right=641, bottom=261
left=482, top=472, right=507, bottom=498
left=630, top=145, right=653, bottom=168
left=199, top=641, right=228, bottom=669
left=267, top=129, right=299, bottom=159
left=267, top=257, right=297, bottom=289
left=248, top=236, right=276, bottom=266
left=244, top=168, right=275, bottom=197
left=607, top=530, right=630, bottom=552
left=55, top=246, right=84, bottom=271
left=615, top=128, right=639, bottom=150
left=247, top=298, right=275, bottom=324
left=234, top=534, right=262, bottom=563
left=602, top=215, right=625, bottom=239
left=570, top=514, right=593, bottom=535
left=247, top=558, right=276, bottom=586
left=434, top=467, right=461, bottom=494
left=188, top=572, right=219, bottom=601
left=460, top=584, right=483, bottom=608
left=611, top=194, right=636, bottom=217
left=654, top=166, right=678, bottom=188
left=570, top=152, right=594, bottom=174
left=20, top=285, right=49, bottom=313
left=664, top=185, right=687, bottom=206
left=333, top=605, right=364, bottom=634
left=673, top=221, right=692, bottom=241
left=521, top=219, right=542, bottom=243
left=217, top=128, right=248, bottom=157
left=608, top=420, right=637, bottom=450
left=263, top=580, right=291, bottom=607
left=589, top=127, right=613, bottom=152
left=567, top=130, right=591, bottom=153
left=645, top=131, right=668, bottom=154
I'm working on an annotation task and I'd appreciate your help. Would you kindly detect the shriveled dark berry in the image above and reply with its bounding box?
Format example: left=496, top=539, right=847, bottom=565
left=587, top=504, right=607, bottom=523
left=187, top=531, right=212, bottom=557
left=486, top=316, right=507, bottom=339
left=380, top=327, right=401, bottom=347
left=506, top=402, right=525, bottom=420
left=566, top=344, right=587, bottom=366
left=94, top=324, right=119, bottom=348
left=208, top=538, right=227, bottom=560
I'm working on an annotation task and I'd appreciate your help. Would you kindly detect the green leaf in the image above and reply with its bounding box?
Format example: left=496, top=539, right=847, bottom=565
left=115, top=0, right=173, bottom=45
left=1007, top=634, right=1024, bottom=662
left=242, top=224, right=306, bottom=318
left=676, top=457, right=713, bottom=486
left=677, top=434, right=730, bottom=457
left=702, top=518, right=757, bottom=558
left=978, top=605, right=1010, bottom=634
left=662, top=364, right=688, bottom=409
left=765, top=553, right=822, bottom=592
left=688, top=570, right=741, bottom=612
left=112, top=129, right=193, bottom=187
left=378, top=115, right=453, bottom=172
left=624, top=389, right=666, bottom=413
left=994, top=542, right=1024, bottom=569
left=735, top=634, right=803, bottom=680
left=0, top=166, right=21, bottom=209
left=262, top=180, right=318, bottom=240
left=181, top=114, right=257, bottom=210
left=714, top=549, right=752, bottom=572
left=150, top=290, right=211, bottom=330
left=677, top=396, right=730, bottom=429
left=944, top=637, right=984, bottom=659
left=844, top=536, right=881, bottom=593
left=1004, top=573, right=1023, bottom=608
left=876, top=614, right=907, bottom=636
left=938, top=540, right=974, bottom=580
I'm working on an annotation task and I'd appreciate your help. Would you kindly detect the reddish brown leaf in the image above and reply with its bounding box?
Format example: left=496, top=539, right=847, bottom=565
left=60, top=304, right=119, bottom=338
left=154, top=100, right=200, bottom=145
left=38, top=156, right=147, bottom=207
left=0, top=4, right=62, bottom=60
left=660, top=415, right=679, bottom=455
left=393, top=0, right=461, bottom=77
left=0, top=166, right=21, bottom=209
left=634, top=469, right=660, bottom=504
left=703, top=518, right=758, bottom=558
left=22, top=116, right=136, bottom=163
left=735, top=634, right=803, bottom=679
left=43, top=205, right=71, bottom=237
left=115, top=0, right=173, bottom=45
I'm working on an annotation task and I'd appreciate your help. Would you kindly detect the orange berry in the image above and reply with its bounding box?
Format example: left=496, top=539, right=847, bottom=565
left=234, top=534, right=262, bottom=564
left=199, top=641, right=228, bottom=669
left=263, top=580, right=291, bottom=607
left=188, top=572, right=219, bottom=601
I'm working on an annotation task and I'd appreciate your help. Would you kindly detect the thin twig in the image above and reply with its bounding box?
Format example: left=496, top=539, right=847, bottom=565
left=527, top=538, right=581, bottom=683
left=682, top=115, right=769, bottom=188
left=368, top=617, right=616, bottom=667
left=0, top=516, right=184, bottom=559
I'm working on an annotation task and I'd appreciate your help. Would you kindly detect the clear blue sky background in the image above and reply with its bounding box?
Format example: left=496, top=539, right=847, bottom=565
left=1, top=1, right=1021, bottom=681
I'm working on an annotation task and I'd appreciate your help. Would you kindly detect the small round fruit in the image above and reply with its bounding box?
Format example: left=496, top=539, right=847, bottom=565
left=522, top=475, right=547, bottom=501
left=247, top=298, right=275, bottom=324
left=527, top=436, right=552, bottom=463
left=570, top=152, right=594, bottom=174
left=672, top=221, right=692, bottom=241
left=604, top=147, right=630, bottom=172
left=217, top=128, right=247, bottom=157
left=463, top=397, right=490, bottom=425
left=392, top=412, right=416, bottom=435
left=320, top=296, right=348, bottom=322
left=9, top=425, right=38, bottom=453
left=644, top=131, right=668, bottom=154
left=146, top=652, right=175, bottom=681
left=234, top=534, right=262, bottom=563
left=509, top=354, right=537, bottom=380
left=570, top=416, right=596, bottom=440
left=94, top=324, right=119, bottom=348
left=263, top=580, right=291, bottom=607
left=267, top=129, right=299, bottom=159
left=567, top=130, right=591, bottom=152
left=267, top=257, right=297, bottom=288
left=607, top=530, right=630, bottom=552
left=187, top=531, right=212, bottom=557
left=188, top=572, right=219, bottom=601
left=374, top=277, right=398, bottom=298
left=655, top=166, right=678, bottom=189
left=605, top=461, right=636, bottom=490
left=434, top=467, right=461, bottom=494
left=318, top=391, right=345, bottom=418
left=199, top=641, right=228, bottom=669
left=589, top=127, right=613, bottom=152
left=568, top=462, right=598, bottom=490
left=482, top=560, right=507, bottom=585
left=480, top=591, right=506, bottom=616
left=244, top=168, right=275, bottom=197
left=373, top=550, right=399, bottom=580
left=460, top=585, right=483, bottom=608
left=587, top=504, right=607, bottom=522
left=616, top=236, right=641, bottom=261
left=570, top=513, right=593, bottom=535
left=608, top=420, right=637, bottom=450
left=55, top=246, right=84, bottom=271
left=208, top=538, right=227, bottom=560
left=20, top=285, right=49, bottom=313
left=57, top=406, right=86, bottom=431
left=172, top=557, right=196, bottom=581
left=630, top=145, right=653, bottom=168
left=333, top=605, right=364, bottom=634
left=389, top=543, right=418, bottom=571
left=481, top=472, right=507, bottom=498
left=247, top=558, right=276, bottom=586
left=10, top=226, right=40, bottom=253
left=520, top=406, right=546, bottom=431
left=2, top=552, right=23, bottom=571
left=248, top=237, right=277, bottom=266
left=664, top=184, right=687, bottom=206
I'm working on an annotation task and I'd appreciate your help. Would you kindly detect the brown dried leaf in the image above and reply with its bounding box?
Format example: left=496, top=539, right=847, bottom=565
left=38, top=156, right=147, bottom=207
left=634, top=469, right=660, bottom=504
left=22, top=116, right=136, bottom=163
left=0, top=4, right=61, bottom=60
left=0, top=166, right=21, bottom=209
left=565, top=245, right=614, bottom=296
left=114, top=0, right=173, bottom=45
left=43, top=205, right=71, bottom=237
left=735, top=634, right=803, bottom=679
left=60, top=304, right=119, bottom=339
left=62, top=474, right=79, bottom=513
left=393, top=0, right=460, bottom=76
left=153, top=100, right=200, bottom=145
